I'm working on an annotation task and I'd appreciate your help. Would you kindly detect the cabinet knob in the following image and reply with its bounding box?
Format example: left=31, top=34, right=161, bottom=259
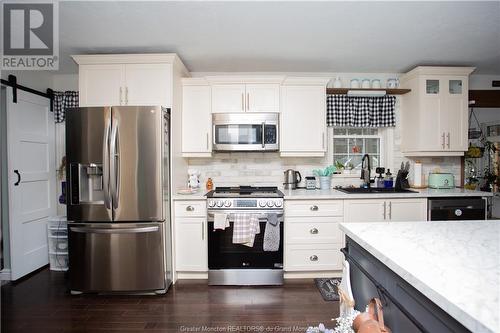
left=186, top=205, right=194, bottom=212
left=310, top=205, right=319, bottom=211
left=310, top=255, right=318, bottom=262
left=310, top=228, right=319, bottom=234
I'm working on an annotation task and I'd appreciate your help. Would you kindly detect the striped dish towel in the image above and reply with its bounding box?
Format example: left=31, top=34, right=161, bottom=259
left=232, top=213, right=260, bottom=247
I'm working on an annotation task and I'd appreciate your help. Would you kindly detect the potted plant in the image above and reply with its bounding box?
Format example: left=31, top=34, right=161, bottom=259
left=313, top=165, right=337, bottom=190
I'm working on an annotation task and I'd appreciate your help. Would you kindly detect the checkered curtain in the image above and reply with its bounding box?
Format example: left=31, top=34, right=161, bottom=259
left=53, top=91, right=78, bottom=123
left=326, top=95, right=396, bottom=127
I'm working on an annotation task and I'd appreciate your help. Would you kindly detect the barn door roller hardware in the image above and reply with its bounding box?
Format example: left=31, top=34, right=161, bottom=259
left=0, top=74, right=54, bottom=111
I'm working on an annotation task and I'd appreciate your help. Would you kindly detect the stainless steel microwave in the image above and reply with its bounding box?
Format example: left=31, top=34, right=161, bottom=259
left=212, top=113, right=279, bottom=152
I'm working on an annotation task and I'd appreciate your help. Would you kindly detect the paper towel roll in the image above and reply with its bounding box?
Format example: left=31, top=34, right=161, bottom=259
left=413, top=161, right=423, bottom=187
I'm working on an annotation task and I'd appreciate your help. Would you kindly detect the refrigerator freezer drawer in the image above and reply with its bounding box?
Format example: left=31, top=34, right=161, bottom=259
left=68, top=222, right=166, bottom=293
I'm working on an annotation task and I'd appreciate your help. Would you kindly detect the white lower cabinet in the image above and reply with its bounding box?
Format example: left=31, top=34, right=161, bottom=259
left=284, top=200, right=344, bottom=272
left=344, top=198, right=427, bottom=222
left=174, top=200, right=207, bottom=272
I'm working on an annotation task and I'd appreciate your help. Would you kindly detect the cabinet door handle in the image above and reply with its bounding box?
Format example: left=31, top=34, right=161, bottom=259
left=441, top=133, right=445, bottom=149
left=388, top=201, right=392, bottom=220
left=241, top=93, right=244, bottom=111
left=14, top=170, right=21, bottom=186
left=310, top=255, right=318, bottom=262
left=310, top=228, right=319, bottom=234
left=310, top=205, right=319, bottom=211
left=125, top=87, right=128, bottom=105
left=186, top=205, right=194, bottom=212
left=201, top=223, right=204, bottom=240
left=119, top=87, right=123, bottom=105
left=247, top=92, right=250, bottom=111
left=383, top=202, right=387, bottom=220
left=206, top=133, right=209, bottom=150
left=447, top=132, right=450, bottom=149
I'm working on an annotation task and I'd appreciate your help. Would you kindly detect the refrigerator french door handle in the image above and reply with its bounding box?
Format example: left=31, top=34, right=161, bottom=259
left=102, top=118, right=112, bottom=210
left=70, top=226, right=159, bottom=234
left=110, top=118, right=120, bottom=210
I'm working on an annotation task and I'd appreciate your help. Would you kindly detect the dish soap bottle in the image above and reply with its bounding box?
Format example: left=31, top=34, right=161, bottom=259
left=384, top=169, right=394, bottom=188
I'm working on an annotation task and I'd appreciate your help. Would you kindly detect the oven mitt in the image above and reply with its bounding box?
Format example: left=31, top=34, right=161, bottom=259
left=263, top=213, right=280, bottom=252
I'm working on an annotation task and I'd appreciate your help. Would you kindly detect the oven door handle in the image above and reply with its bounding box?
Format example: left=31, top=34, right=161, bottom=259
left=207, top=210, right=284, bottom=217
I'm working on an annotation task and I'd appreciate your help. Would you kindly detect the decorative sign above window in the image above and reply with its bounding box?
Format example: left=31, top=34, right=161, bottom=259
left=326, top=95, right=396, bottom=128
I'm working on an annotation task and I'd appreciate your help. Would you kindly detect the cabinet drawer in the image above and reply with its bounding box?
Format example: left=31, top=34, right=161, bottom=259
left=285, top=244, right=342, bottom=271
left=174, top=201, right=207, bottom=217
left=285, top=200, right=343, bottom=217
left=286, top=217, right=343, bottom=244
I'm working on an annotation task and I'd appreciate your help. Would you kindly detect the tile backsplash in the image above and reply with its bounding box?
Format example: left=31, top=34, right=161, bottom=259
left=187, top=97, right=462, bottom=189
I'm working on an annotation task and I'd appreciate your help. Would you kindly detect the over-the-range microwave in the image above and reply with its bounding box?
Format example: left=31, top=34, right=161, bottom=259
left=212, top=113, right=279, bottom=152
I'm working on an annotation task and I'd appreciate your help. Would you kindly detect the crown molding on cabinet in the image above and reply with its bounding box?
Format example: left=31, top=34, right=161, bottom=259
left=281, top=77, right=330, bottom=86
left=182, top=77, right=210, bottom=86
left=71, top=53, right=189, bottom=76
left=401, top=66, right=476, bottom=82
left=204, top=75, right=286, bottom=84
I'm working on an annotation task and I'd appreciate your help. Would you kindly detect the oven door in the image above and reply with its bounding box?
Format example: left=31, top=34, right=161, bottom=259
left=212, top=113, right=278, bottom=151
left=208, top=216, right=283, bottom=269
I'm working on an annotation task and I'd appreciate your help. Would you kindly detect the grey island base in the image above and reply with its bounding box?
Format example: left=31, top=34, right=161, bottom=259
left=340, top=221, right=499, bottom=333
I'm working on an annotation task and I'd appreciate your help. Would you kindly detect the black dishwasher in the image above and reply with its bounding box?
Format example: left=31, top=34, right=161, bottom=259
left=428, top=197, right=486, bottom=220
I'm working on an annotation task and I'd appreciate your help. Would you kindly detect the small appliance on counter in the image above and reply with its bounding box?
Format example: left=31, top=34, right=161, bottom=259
left=283, top=169, right=302, bottom=190
left=305, top=176, right=316, bottom=190
left=428, top=173, right=455, bottom=189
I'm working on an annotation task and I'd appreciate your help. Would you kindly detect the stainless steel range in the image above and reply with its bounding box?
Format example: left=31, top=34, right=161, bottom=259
left=206, top=186, right=284, bottom=286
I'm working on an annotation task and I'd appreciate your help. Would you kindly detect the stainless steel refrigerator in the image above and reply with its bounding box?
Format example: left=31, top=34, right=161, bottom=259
left=65, top=106, right=171, bottom=294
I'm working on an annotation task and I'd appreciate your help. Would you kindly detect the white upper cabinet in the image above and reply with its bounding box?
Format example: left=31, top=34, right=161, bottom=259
left=207, top=77, right=283, bottom=113
left=211, top=84, right=246, bottom=113
left=73, top=54, right=187, bottom=107
left=125, top=63, right=172, bottom=106
left=78, top=64, right=124, bottom=107
left=280, top=78, right=329, bottom=157
left=245, top=84, right=280, bottom=112
left=182, top=79, right=212, bottom=157
left=400, top=66, right=474, bottom=156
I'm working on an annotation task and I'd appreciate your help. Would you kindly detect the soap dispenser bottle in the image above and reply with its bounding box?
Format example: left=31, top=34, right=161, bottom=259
left=384, top=169, right=394, bottom=188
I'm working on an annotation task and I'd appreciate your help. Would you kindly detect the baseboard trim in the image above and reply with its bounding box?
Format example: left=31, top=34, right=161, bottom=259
left=0, top=269, right=12, bottom=281
left=284, top=271, right=341, bottom=279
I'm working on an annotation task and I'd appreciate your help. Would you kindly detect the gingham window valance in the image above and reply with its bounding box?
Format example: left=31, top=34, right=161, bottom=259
left=326, top=95, right=396, bottom=127
left=54, top=91, right=79, bottom=123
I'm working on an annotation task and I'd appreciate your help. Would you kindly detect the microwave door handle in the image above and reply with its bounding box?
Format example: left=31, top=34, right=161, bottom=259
left=261, top=122, right=265, bottom=149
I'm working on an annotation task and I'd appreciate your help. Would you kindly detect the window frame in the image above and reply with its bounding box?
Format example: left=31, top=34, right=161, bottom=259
left=327, top=127, right=392, bottom=173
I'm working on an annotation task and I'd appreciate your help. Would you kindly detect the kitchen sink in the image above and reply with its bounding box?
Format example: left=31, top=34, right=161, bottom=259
left=337, top=187, right=417, bottom=194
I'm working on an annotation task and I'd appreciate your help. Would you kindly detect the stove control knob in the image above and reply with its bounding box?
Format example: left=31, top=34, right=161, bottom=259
left=208, top=200, right=215, bottom=207
left=216, top=200, right=223, bottom=207
left=267, top=200, right=274, bottom=207
left=274, top=200, right=283, bottom=207
left=224, top=200, right=231, bottom=207
left=259, top=201, right=266, bottom=207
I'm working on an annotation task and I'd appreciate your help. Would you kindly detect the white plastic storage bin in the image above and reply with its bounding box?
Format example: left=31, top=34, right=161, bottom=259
left=47, top=216, right=68, bottom=271
left=49, top=253, right=69, bottom=271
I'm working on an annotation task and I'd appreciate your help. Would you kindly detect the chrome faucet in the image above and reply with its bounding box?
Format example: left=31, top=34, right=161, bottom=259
left=360, top=154, right=372, bottom=188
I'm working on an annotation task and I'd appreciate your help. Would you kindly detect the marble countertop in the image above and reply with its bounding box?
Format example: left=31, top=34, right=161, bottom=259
left=172, top=191, right=208, bottom=200
left=283, top=188, right=493, bottom=200
left=340, top=221, right=500, bottom=333
left=171, top=188, right=493, bottom=201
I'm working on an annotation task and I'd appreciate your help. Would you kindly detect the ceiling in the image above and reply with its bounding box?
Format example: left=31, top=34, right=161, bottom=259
left=58, top=1, right=500, bottom=74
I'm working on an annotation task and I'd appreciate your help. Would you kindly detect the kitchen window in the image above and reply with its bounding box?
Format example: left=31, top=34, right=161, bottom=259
left=331, top=128, right=383, bottom=170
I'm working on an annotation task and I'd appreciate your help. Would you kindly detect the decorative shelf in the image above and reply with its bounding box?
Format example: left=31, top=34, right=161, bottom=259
left=326, top=88, right=411, bottom=95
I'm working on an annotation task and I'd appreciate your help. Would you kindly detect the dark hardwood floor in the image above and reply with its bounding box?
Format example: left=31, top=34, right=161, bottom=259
left=1, top=268, right=339, bottom=333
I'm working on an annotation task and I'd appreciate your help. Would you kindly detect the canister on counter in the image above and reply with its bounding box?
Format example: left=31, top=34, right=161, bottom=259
left=305, top=176, right=316, bottom=190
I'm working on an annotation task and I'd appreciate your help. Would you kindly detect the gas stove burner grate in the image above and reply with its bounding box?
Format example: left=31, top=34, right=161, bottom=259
left=207, top=186, right=283, bottom=198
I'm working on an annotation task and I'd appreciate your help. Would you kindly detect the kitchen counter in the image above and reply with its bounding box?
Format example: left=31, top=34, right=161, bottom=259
left=340, top=221, right=500, bottom=333
left=172, top=191, right=208, bottom=200
left=283, top=188, right=493, bottom=200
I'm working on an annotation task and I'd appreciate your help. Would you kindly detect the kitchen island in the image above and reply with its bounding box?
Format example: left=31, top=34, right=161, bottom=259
left=340, top=221, right=499, bottom=333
